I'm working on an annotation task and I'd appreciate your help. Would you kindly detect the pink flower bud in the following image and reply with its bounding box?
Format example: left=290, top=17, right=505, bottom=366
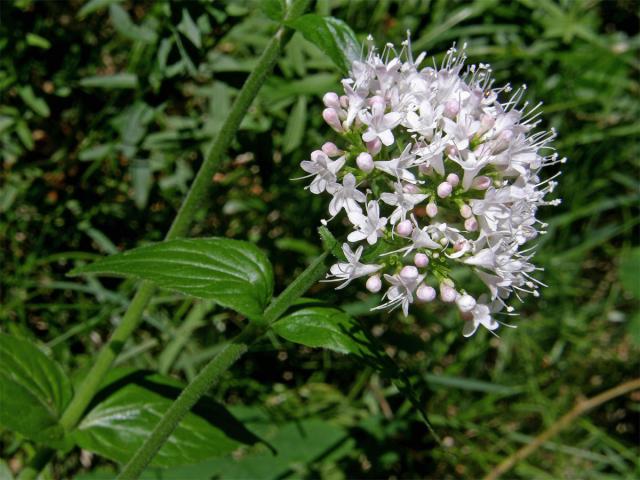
left=446, top=173, right=460, bottom=187
left=322, top=92, right=340, bottom=109
left=366, top=138, right=382, bottom=155
left=472, top=176, right=491, bottom=190
left=444, top=100, right=459, bottom=118
left=340, top=95, right=349, bottom=108
left=403, top=183, right=420, bottom=194
left=437, top=182, right=453, bottom=198
left=368, top=95, right=386, bottom=107
left=414, top=253, right=429, bottom=268
left=464, top=217, right=478, bottom=231
left=479, top=114, right=495, bottom=135
left=456, top=294, right=476, bottom=313
left=419, top=163, right=433, bottom=175
left=322, top=108, right=344, bottom=132
left=426, top=202, right=438, bottom=218
left=416, top=284, right=436, bottom=302
left=321, top=142, right=341, bottom=157
left=492, top=129, right=514, bottom=153
left=396, top=219, right=413, bottom=237
left=445, top=144, right=458, bottom=158
left=459, top=204, right=472, bottom=219
left=440, top=283, right=457, bottom=303
left=400, top=266, right=419, bottom=281
left=366, top=275, right=382, bottom=293
left=356, top=152, right=374, bottom=173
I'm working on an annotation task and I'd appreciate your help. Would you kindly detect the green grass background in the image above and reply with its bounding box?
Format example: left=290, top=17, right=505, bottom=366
left=1, top=0, right=638, bottom=478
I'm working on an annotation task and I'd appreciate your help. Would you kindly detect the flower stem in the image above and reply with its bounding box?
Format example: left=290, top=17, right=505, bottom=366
left=117, top=252, right=329, bottom=479
left=19, top=1, right=309, bottom=478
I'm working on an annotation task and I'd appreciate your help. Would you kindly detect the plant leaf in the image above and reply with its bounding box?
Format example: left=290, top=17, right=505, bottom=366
left=72, top=370, right=262, bottom=467
left=286, top=15, right=359, bottom=73
left=0, top=333, right=73, bottom=444
left=273, top=307, right=379, bottom=357
left=79, top=73, right=139, bottom=89
left=70, top=238, right=274, bottom=320
left=619, top=247, right=640, bottom=298
left=260, top=0, right=285, bottom=22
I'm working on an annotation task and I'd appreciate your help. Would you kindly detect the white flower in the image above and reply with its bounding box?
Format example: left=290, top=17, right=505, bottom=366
left=375, top=271, right=425, bottom=316
left=327, top=173, right=366, bottom=216
left=360, top=102, right=403, bottom=146
left=326, top=244, right=382, bottom=289
left=380, top=182, right=428, bottom=224
left=374, top=144, right=417, bottom=182
left=300, top=151, right=345, bottom=194
left=347, top=200, right=388, bottom=245
left=462, top=296, right=501, bottom=337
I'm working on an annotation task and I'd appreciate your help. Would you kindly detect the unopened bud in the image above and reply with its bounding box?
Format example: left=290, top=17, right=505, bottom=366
left=446, top=173, right=460, bottom=187
left=445, top=144, right=458, bottom=158
left=426, top=202, right=438, bottom=218
left=322, top=108, right=344, bottom=132
left=396, top=219, right=413, bottom=237
left=400, top=266, right=419, bottom=281
left=492, top=129, right=514, bottom=153
left=440, top=283, right=457, bottom=303
left=323, top=92, right=340, bottom=109
left=478, top=114, right=495, bottom=135
left=472, top=176, right=491, bottom=190
left=464, top=217, right=478, bottom=231
left=444, top=100, right=459, bottom=118
left=414, top=253, right=429, bottom=268
left=437, top=181, right=453, bottom=198
left=416, top=284, right=436, bottom=302
left=366, top=138, right=382, bottom=155
left=459, top=204, right=472, bottom=218
left=456, top=294, right=476, bottom=312
left=356, top=152, right=374, bottom=173
left=321, top=142, right=341, bottom=157
left=340, top=95, right=349, bottom=108
left=366, top=275, right=382, bottom=293
left=403, top=183, right=420, bottom=194
left=368, top=95, right=386, bottom=107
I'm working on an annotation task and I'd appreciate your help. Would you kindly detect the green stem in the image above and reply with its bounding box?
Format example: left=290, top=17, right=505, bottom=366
left=117, top=251, right=330, bottom=479
left=20, top=1, right=310, bottom=477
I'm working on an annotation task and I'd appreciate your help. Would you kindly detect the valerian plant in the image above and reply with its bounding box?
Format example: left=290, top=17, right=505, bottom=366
left=1, top=4, right=564, bottom=480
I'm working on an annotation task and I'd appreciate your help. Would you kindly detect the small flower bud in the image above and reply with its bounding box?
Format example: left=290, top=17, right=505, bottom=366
left=445, top=144, right=458, bottom=158
left=456, top=294, right=476, bottom=313
left=459, top=204, right=473, bottom=218
left=403, top=183, right=420, bottom=194
left=464, top=217, right=478, bottom=231
left=453, top=240, right=466, bottom=252
left=368, top=95, right=386, bottom=107
left=426, top=202, right=438, bottom=218
left=400, top=266, right=419, bottom=281
left=419, top=163, right=433, bottom=175
left=492, top=129, right=514, bottom=153
left=446, top=173, right=460, bottom=187
left=396, top=219, right=413, bottom=237
left=416, top=284, right=436, bottom=302
left=444, top=100, right=459, bottom=118
left=366, top=275, right=382, bottom=293
left=321, top=142, right=341, bottom=157
left=322, top=108, right=344, bottom=132
left=472, top=176, right=491, bottom=190
left=340, top=95, right=349, bottom=108
left=323, top=92, right=341, bottom=109
left=414, top=253, right=429, bottom=268
left=440, top=283, right=457, bottom=303
left=356, top=152, right=374, bottom=173
left=366, top=138, right=382, bottom=155
left=478, top=114, right=495, bottom=135
left=437, top=181, right=453, bottom=198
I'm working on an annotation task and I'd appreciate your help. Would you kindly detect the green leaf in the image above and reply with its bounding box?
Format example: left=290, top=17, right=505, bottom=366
left=273, top=307, right=378, bottom=357
left=282, top=95, right=307, bottom=154
left=25, top=33, right=51, bottom=49
left=73, top=370, right=262, bottom=467
left=0, top=333, right=73, bottom=444
left=71, top=238, right=274, bottom=320
left=18, top=85, right=50, bottom=117
left=177, top=8, right=201, bottom=49
left=109, top=4, right=156, bottom=43
left=77, top=0, right=122, bottom=18
left=79, top=73, right=138, bottom=89
left=260, top=0, right=284, bottom=22
left=286, top=15, right=360, bottom=73
left=619, top=247, right=640, bottom=298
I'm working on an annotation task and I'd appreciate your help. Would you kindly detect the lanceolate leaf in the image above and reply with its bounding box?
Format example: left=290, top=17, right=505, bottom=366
left=71, top=238, right=273, bottom=321
left=287, top=15, right=360, bottom=73
left=72, top=370, right=262, bottom=467
left=0, top=333, right=73, bottom=444
left=273, top=307, right=379, bottom=358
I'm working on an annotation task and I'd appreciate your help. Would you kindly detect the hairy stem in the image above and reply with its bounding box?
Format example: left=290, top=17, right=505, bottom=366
left=20, top=2, right=309, bottom=478
left=117, top=252, right=329, bottom=479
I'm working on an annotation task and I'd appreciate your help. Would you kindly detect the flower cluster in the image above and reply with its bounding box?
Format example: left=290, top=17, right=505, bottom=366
left=299, top=36, right=564, bottom=337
